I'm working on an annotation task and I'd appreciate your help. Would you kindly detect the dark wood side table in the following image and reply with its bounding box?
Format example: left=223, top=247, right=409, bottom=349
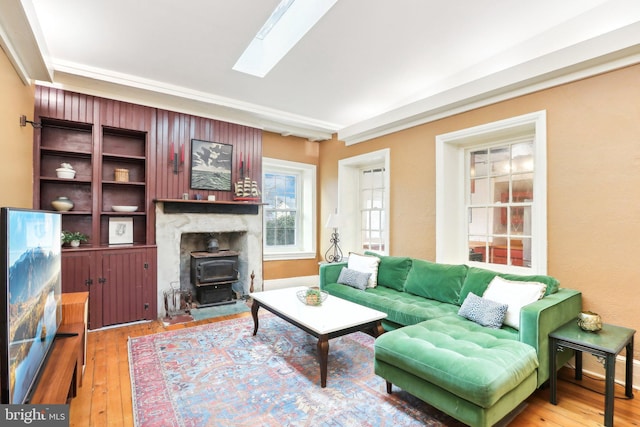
left=549, top=320, right=635, bottom=426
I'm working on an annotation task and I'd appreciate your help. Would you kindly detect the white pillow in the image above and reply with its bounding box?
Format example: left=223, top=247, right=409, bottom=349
left=347, top=252, right=380, bottom=288
left=482, top=276, right=547, bottom=329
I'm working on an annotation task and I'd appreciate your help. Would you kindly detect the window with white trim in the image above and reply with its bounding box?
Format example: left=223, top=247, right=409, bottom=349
left=467, top=139, right=534, bottom=267
left=337, top=149, right=390, bottom=255
left=436, top=111, right=547, bottom=274
left=360, top=166, right=386, bottom=252
left=262, top=158, right=316, bottom=260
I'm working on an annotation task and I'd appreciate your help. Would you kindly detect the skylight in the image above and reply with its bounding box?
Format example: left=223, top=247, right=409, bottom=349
left=233, top=0, right=338, bottom=78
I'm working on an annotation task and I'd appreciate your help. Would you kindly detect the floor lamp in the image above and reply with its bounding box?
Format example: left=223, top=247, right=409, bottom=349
left=324, top=211, right=343, bottom=262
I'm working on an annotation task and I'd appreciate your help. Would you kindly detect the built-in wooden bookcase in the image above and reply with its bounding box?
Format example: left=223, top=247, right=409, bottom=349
left=34, top=86, right=157, bottom=329
left=37, top=118, right=94, bottom=241
left=100, top=126, right=148, bottom=246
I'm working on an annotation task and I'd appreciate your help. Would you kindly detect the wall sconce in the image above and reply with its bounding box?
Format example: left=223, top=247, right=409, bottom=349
left=324, top=210, right=343, bottom=263
left=169, top=142, right=184, bottom=174
left=19, top=115, right=42, bottom=128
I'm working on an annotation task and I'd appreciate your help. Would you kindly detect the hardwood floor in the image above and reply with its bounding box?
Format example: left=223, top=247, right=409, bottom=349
left=70, top=312, right=639, bottom=426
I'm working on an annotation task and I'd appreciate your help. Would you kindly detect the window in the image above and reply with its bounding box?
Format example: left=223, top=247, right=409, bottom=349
left=262, top=158, right=316, bottom=260
left=360, top=166, right=386, bottom=252
left=467, top=139, right=534, bottom=267
left=436, top=111, right=547, bottom=274
left=337, top=149, right=390, bottom=255
left=264, top=173, right=297, bottom=246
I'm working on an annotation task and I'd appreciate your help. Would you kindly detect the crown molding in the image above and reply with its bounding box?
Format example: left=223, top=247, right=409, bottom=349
left=338, top=22, right=640, bottom=145
left=0, top=0, right=52, bottom=84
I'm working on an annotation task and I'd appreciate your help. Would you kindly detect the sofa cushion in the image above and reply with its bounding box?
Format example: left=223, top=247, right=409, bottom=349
left=348, top=252, right=380, bottom=288
left=337, top=267, right=370, bottom=290
left=458, top=293, right=508, bottom=329
left=482, top=276, right=546, bottom=329
left=404, top=259, right=468, bottom=304
left=323, top=282, right=459, bottom=326
left=458, top=267, right=560, bottom=305
left=374, top=316, right=534, bottom=408
left=364, top=251, right=412, bottom=291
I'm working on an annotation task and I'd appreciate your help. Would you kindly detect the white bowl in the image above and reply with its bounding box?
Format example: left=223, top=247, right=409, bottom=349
left=56, top=168, right=76, bottom=179
left=112, top=205, right=138, bottom=212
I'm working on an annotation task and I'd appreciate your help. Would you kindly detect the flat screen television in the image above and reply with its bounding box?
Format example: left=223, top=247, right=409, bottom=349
left=0, top=207, right=62, bottom=404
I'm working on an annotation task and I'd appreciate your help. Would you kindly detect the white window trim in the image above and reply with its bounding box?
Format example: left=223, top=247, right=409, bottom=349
left=435, top=111, right=547, bottom=274
left=338, top=149, right=391, bottom=255
left=263, top=157, right=316, bottom=260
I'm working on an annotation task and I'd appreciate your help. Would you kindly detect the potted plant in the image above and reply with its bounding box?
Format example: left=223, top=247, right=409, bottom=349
left=61, top=231, right=89, bottom=247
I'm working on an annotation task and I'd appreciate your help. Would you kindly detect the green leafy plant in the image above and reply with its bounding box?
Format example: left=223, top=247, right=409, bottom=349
left=61, top=231, right=89, bottom=244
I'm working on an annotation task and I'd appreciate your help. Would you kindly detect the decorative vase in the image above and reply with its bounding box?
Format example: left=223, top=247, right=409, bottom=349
left=577, top=311, right=602, bottom=332
left=70, top=240, right=81, bottom=248
left=51, top=196, right=74, bottom=212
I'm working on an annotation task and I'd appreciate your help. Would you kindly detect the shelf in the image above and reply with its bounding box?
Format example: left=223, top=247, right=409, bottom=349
left=154, top=198, right=263, bottom=205
left=55, top=211, right=92, bottom=215
left=154, top=199, right=262, bottom=215
left=101, top=211, right=146, bottom=215
left=102, top=180, right=145, bottom=186
left=102, top=152, right=146, bottom=161
left=41, top=147, right=92, bottom=157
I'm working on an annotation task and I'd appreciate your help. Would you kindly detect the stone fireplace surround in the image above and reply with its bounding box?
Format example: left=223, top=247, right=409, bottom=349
left=155, top=201, right=263, bottom=318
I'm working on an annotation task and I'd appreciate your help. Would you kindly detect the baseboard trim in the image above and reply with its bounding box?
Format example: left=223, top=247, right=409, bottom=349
left=263, top=275, right=319, bottom=291
left=565, top=353, right=639, bottom=391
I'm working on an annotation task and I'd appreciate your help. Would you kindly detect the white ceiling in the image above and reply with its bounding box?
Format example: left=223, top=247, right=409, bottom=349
left=2, top=0, right=640, bottom=144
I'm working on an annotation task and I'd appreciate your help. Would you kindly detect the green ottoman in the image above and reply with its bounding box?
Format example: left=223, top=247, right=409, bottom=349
left=374, top=316, right=538, bottom=427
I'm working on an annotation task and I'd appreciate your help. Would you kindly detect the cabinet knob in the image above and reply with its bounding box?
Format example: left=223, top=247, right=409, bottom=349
left=85, top=278, right=93, bottom=287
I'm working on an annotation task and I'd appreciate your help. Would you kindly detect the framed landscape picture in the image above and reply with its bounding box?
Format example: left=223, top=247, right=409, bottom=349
left=190, top=139, right=233, bottom=191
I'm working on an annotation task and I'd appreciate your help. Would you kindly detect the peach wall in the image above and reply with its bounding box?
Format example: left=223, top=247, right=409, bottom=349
left=319, top=64, right=640, bottom=360
left=0, top=48, right=35, bottom=208
left=262, top=132, right=321, bottom=279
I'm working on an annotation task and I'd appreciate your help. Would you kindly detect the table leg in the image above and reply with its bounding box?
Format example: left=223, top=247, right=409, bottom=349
left=373, top=320, right=384, bottom=337
left=251, top=299, right=260, bottom=336
left=550, top=337, right=558, bottom=404
left=317, top=335, right=329, bottom=388
left=604, top=354, right=616, bottom=426
left=575, top=349, right=583, bottom=381
left=625, top=336, right=634, bottom=398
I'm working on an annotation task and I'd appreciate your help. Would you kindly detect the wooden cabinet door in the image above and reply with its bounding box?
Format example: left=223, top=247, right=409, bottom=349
left=61, top=251, right=102, bottom=330
left=100, top=248, right=156, bottom=327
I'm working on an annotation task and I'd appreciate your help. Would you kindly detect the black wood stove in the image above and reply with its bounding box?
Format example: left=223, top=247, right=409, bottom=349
left=190, top=250, right=239, bottom=307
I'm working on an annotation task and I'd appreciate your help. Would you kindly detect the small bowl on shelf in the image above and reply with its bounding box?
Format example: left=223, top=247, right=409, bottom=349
left=56, top=168, right=76, bottom=179
left=112, top=205, right=138, bottom=212
left=296, top=288, right=329, bottom=306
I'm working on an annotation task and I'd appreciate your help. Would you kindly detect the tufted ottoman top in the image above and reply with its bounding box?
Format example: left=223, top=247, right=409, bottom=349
left=374, top=315, right=538, bottom=408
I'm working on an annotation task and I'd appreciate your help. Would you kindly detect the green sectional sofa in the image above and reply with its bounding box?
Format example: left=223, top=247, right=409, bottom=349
left=319, top=254, right=582, bottom=427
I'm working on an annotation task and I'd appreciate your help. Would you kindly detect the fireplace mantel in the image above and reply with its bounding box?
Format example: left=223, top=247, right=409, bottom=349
left=154, top=199, right=262, bottom=215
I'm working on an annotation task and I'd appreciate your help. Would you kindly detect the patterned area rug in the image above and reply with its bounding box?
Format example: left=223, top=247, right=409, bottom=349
left=128, top=313, right=470, bottom=426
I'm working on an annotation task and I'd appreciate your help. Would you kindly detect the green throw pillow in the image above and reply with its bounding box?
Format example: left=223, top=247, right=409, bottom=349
left=364, top=252, right=412, bottom=291
left=458, top=266, right=560, bottom=305
left=404, top=259, right=468, bottom=304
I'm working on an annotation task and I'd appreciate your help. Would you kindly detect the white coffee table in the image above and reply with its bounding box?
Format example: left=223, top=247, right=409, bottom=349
left=250, top=286, right=387, bottom=387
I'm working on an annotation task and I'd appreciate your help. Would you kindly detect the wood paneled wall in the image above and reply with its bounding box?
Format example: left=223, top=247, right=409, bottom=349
left=154, top=110, right=262, bottom=201
left=34, top=86, right=262, bottom=204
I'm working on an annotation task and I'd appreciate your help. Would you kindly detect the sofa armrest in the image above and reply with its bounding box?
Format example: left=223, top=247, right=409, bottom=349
left=519, top=288, right=582, bottom=387
left=319, top=262, right=347, bottom=290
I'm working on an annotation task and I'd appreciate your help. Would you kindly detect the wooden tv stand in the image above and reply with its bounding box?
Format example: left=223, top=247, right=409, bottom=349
left=30, top=292, right=89, bottom=404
